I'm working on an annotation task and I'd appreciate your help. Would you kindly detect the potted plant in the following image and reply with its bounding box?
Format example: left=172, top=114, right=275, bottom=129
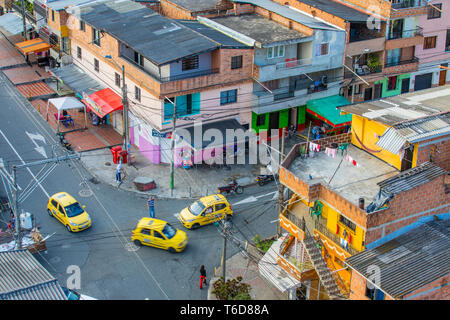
left=367, top=53, right=381, bottom=73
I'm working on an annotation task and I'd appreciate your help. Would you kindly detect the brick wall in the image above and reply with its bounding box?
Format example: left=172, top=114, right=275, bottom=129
left=385, top=36, right=423, bottom=51
left=159, top=0, right=193, bottom=19
left=383, top=60, right=419, bottom=75
left=390, top=6, right=428, bottom=19
left=416, top=135, right=450, bottom=171
left=231, top=3, right=255, bottom=15
left=271, top=0, right=347, bottom=30
left=365, top=175, right=450, bottom=244
left=349, top=271, right=370, bottom=300
left=404, top=274, right=449, bottom=300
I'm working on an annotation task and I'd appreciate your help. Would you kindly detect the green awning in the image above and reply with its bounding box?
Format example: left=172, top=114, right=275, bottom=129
left=306, top=95, right=352, bottom=127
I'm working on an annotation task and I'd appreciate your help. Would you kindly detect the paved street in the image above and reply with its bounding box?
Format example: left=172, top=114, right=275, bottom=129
left=0, top=70, right=279, bottom=300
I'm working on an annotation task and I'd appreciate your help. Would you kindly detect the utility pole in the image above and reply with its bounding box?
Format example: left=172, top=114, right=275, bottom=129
left=12, top=165, right=21, bottom=250
left=220, top=220, right=231, bottom=280
left=121, top=65, right=130, bottom=165
left=169, top=98, right=176, bottom=197
left=277, top=127, right=286, bottom=236
left=21, top=0, right=27, bottom=40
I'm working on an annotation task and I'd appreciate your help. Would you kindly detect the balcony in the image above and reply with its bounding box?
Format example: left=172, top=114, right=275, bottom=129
left=346, top=37, right=385, bottom=57
left=384, top=56, right=419, bottom=74
left=275, top=58, right=313, bottom=70
left=313, top=220, right=361, bottom=257
left=159, top=68, right=220, bottom=83
left=391, top=0, right=424, bottom=9
left=386, top=28, right=423, bottom=50
left=390, top=0, right=428, bottom=18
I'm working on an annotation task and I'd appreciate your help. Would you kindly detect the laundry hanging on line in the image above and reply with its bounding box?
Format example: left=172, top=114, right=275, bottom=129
left=309, top=142, right=320, bottom=152
left=346, top=154, right=360, bottom=167
left=325, top=147, right=336, bottom=158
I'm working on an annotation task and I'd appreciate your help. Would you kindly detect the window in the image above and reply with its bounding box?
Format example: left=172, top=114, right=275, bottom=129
left=115, top=72, right=121, bottom=87
left=51, top=10, right=55, bottom=22
left=154, top=231, right=165, bottom=239
left=134, top=51, right=144, bottom=67
left=92, top=28, right=101, bottom=47
left=256, top=115, right=265, bottom=126
left=339, top=215, right=356, bottom=232
left=186, top=94, right=192, bottom=115
left=215, top=203, right=227, bottom=211
left=388, top=76, right=397, bottom=91
left=141, top=229, right=151, bottom=236
left=231, top=55, right=243, bottom=69
left=427, top=3, right=442, bottom=20
left=316, top=43, right=329, bottom=56
left=267, top=45, right=285, bottom=59
left=424, top=36, right=437, bottom=49
left=80, top=20, right=85, bottom=32
left=51, top=199, right=58, bottom=208
left=263, top=79, right=279, bottom=90
left=446, top=29, right=450, bottom=51
left=135, top=86, right=141, bottom=102
left=77, top=46, right=82, bottom=60
left=220, top=89, right=237, bottom=105
left=182, top=55, right=199, bottom=71
left=94, top=58, right=99, bottom=72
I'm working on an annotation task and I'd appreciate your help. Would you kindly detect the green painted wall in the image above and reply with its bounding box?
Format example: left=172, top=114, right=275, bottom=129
left=251, top=106, right=305, bottom=133
left=376, top=73, right=410, bottom=98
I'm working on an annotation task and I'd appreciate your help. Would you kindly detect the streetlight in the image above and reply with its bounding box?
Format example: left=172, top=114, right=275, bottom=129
left=105, top=55, right=130, bottom=165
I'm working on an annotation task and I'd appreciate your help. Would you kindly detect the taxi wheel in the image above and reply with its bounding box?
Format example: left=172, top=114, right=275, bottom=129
left=47, top=209, right=53, bottom=217
left=66, top=225, right=72, bottom=232
left=168, top=247, right=176, bottom=254
left=133, top=240, right=142, bottom=246
left=191, top=223, right=200, bottom=230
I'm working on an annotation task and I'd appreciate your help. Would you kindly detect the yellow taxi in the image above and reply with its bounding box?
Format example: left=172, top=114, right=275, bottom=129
left=47, top=192, right=92, bottom=232
left=131, top=218, right=188, bottom=253
left=178, top=194, right=233, bottom=229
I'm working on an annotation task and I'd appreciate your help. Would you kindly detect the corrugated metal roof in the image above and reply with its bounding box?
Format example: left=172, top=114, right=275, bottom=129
left=375, top=127, right=407, bottom=155
left=68, top=0, right=219, bottom=65
left=51, top=63, right=106, bottom=96
left=377, top=162, right=446, bottom=195
left=346, top=218, right=450, bottom=298
left=0, top=250, right=67, bottom=300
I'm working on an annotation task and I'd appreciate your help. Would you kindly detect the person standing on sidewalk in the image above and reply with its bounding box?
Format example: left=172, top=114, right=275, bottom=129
left=116, top=159, right=123, bottom=187
left=147, top=196, right=155, bottom=218
left=199, top=265, right=207, bottom=289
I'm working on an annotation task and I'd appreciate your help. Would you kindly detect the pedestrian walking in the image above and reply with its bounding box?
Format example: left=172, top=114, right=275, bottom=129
left=199, top=265, right=207, bottom=289
left=147, top=196, right=155, bottom=218
left=116, top=160, right=123, bottom=187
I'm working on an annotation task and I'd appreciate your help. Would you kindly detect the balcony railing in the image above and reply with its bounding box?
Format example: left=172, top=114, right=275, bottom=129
left=386, top=27, right=423, bottom=40
left=391, top=0, right=424, bottom=9
left=384, top=57, right=419, bottom=68
left=285, top=210, right=306, bottom=232
left=314, top=219, right=360, bottom=256
left=275, top=58, right=312, bottom=70
left=274, top=91, right=295, bottom=101
left=159, top=68, right=220, bottom=83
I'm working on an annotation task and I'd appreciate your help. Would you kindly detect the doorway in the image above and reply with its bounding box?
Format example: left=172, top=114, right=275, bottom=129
left=401, top=78, right=410, bottom=94
left=401, top=146, right=414, bottom=171
left=374, top=83, right=382, bottom=99
left=439, top=63, right=448, bottom=86
left=364, top=87, right=373, bottom=101
left=268, top=111, right=280, bottom=135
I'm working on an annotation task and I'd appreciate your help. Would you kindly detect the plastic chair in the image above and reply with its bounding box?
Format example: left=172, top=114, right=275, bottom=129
left=309, top=200, right=323, bottom=219
left=338, top=143, right=349, bottom=155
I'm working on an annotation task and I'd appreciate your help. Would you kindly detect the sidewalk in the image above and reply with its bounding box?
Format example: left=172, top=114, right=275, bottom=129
left=80, top=146, right=263, bottom=199
left=207, top=245, right=288, bottom=300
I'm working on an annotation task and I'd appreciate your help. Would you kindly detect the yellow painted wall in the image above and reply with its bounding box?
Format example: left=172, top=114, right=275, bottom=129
left=351, top=114, right=419, bottom=170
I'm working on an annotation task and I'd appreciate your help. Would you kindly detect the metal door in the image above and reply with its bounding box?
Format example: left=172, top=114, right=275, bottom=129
left=414, top=73, right=432, bottom=91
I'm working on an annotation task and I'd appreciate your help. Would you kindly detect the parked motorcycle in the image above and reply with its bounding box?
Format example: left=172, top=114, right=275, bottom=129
left=58, top=132, right=73, bottom=152
left=256, top=174, right=275, bottom=186
left=218, top=180, right=243, bottom=195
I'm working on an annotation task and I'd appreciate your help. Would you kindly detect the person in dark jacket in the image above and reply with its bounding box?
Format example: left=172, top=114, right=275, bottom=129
left=199, top=265, right=207, bottom=289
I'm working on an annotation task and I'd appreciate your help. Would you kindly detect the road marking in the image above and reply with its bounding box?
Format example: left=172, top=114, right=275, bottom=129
left=232, top=191, right=277, bottom=206
left=26, top=131, right=47, bottom=158
left=0, top=129, right=50, bottom=198
left=270, top=219, right=279, bottom=224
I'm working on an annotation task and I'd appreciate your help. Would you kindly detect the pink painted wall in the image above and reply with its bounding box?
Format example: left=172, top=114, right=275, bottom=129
left=139, top=135, right=161, bottom=164
left=416, top=1, right=450, bottom=64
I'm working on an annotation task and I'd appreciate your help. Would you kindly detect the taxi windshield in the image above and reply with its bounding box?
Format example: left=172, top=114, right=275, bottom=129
left=188, top=201, right=205, bottom=216
left=162, top=223, right=177, bottom=239
left=64, top=202, right=84, bottom=218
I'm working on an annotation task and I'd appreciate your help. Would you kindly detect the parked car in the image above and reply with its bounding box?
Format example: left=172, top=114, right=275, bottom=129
left=47, top=192, right=91, bottom=232
left=178, top=194, right=233, bottom=229
left=131, top=218, right=187, bottom=253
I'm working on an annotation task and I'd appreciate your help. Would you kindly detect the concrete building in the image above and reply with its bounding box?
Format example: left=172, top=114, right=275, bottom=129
left=267, top=85, right=450, bottom=300
left=51, top=0, right=254, bottom=166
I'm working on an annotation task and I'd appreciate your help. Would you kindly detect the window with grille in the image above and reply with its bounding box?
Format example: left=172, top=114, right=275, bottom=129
left=135, top=86, right=141, bottom=102
left=388, top=76, right=397, bottom=91
left=182, top=55, right=199, bottom=71
left=316, top=43, right=329, bottom=56
left=94, top=58, right=99, bottom=72
left=424, top=36, right=437, bottom=49
left=115, top=73, right=121, bottom=87
left=231, top=55, right=243, bottom=69
left=339, top=215, right=356, bottom=232
left=134, top=51, right=144, bottom=67
left=427, top=3, right=442, bottom=20
left=220, top=89, right=237, bottom=105
left=77, top=47, right=82, bottom=60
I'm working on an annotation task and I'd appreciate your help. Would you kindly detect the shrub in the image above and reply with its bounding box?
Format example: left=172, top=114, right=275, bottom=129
left=253, top=234, right=275, bottom=253
left=212, top=276, right=252, bottom=300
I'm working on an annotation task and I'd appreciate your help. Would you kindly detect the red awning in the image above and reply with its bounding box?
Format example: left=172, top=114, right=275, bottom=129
left=82, top=88, right=123, bottom=118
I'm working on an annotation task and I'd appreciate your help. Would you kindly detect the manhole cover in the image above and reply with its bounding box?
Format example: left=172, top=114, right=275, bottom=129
left=124, top=242, right=140, bottom=252
left=105, top=162, right=111, bottom=166
left=78, top=189, right=93, bottom=197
